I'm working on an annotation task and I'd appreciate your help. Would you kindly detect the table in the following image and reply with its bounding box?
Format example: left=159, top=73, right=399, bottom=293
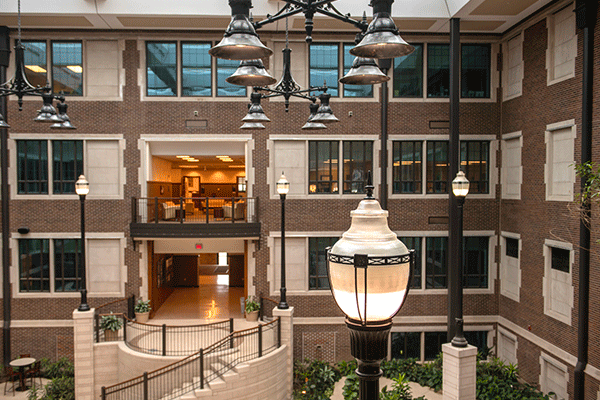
left=9, top=357, right=35, bottom=391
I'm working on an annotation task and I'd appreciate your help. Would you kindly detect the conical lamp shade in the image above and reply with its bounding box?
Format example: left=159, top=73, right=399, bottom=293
left=51, top=102, right=76, bottom=129
left=34, top=93, right=62, bottom=123
left=340, top=57, right=390, bottom=85
left=302, top=102, right=327, bottom=130
left=227, top=59, right=277, bottom=87
left=209, top=14, right=273, bottom=60
left=312, top=92, right=339, bottom=123
left=240, top=122, right=266, bottom=130
left=242, top=92, right=270, bottom=122
left=0, top=113, right=10, bottom=128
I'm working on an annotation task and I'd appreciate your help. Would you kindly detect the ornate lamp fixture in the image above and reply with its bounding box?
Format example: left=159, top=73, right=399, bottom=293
left=327, top=172, right=413, bottom=400
left=0, top=0, right=75, bottom=128
left=210, top=0, right=413, bottom=129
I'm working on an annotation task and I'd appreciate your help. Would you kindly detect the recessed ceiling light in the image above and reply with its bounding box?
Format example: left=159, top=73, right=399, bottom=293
left=176, top=155, right=190, bottom=159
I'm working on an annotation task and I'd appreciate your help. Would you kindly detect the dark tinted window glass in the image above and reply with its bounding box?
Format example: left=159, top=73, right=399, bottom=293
left=217, top=58, right=247, bottom=97
left=399, top=237, right=422, bottom=289
left=427, top=44, right=449, bottom=98
left=426, top=141, right=448, bottom=194
left=391, top=332, right=421, bottom=359
left=393, top=141, right=422, bottom=194
left=426, top=237, right=447, bottom=288
left=147, top=42, right=177, bottom=96
left=310, top=43, right=339, bottom=97
left=461, top=44, right=490, bottom=98
left=52, top=41, right=83, bottom=95
left=343, top=141, right=372, bottom=194
left=463, top=331, right=488, bottom=353
left=343, top=43, right=372, bottom=97
left=463, top=237, right=488, bottom=288
left=460, top=141, right=489, bottom=194
left=54, top=239, right=82, bottom=292
left=393, top=44, right=423, bottom=97
left=53, top=140, right=83, bottom=194
left=17, top=140, right=48, bottom=194
left=424, top=332, right=447, bottom=360
left=19, top=239, right=50, bottom=292
left=505, top=238, right=519, bottom=258
left=182, top=42, right=212, bottom=96
left=309, top=237, right=338, bottom=290
left=551, top=247, right=570, bottom=273
left=309, top=141, right=339, bottom=194
left=22, top=41, right=48, bottom=88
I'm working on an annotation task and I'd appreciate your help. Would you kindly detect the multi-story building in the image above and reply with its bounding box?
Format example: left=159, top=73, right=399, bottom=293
left=0, top=0, right=598, bottom=398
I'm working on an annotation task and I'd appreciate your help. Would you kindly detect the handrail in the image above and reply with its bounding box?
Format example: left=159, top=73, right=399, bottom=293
left=101, top=318, right=281, bottom=400
left=259, top=296, right=279, bottom=321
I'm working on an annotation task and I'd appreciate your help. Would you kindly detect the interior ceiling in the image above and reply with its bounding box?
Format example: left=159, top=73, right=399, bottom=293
left=0, top=0, right=559, bottom=34
left=155, top=155, right=245, bottom=170
left=149, top=141, right=245, bottom=170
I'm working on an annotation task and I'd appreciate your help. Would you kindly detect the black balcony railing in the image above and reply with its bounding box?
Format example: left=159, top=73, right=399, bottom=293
left=131, top=197, right=258, bottom=224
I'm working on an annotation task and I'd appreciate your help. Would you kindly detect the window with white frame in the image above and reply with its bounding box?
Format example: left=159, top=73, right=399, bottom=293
left=500, top=233, right=521, bottom=302
left=501, top=132, right=523, bottom=200
left=503, top=33, right=523, bottom=101
left=498, top=328, right=518, bottom=365
left=545, top=121, right=576, bottom=201
left=547, top=4, right=577, bottom=85
left=540, top=353, right=568, bottom=400
left=543, top=240, right=574, bottom=325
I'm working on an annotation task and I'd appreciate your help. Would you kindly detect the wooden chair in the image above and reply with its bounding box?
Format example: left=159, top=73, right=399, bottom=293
left=26, top=360, right=42, bottom=388
left=3, top=366, right=19, bottom=396
left=19, top=354, right=30, bottom=358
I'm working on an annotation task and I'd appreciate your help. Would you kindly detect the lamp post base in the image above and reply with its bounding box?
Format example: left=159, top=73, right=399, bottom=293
left=78, top=289, right=90, bottom=312
left=278, top=287, right=289, bottom=309
left=346, top=318, right=392, bottom=400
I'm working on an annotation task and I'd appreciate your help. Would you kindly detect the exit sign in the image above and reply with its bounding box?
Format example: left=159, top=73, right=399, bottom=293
left=195, top=243, right=203, bottom=250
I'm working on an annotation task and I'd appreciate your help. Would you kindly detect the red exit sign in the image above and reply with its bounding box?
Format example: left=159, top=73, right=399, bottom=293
left=195, top=243, right=203, bottom=250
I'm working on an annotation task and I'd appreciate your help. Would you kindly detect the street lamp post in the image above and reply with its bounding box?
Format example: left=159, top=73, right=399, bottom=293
left=276, top=172, right=290, bottom=309
left=450, top=170, right=469, bottom=347
left=327, top=173, right=412, bottom=399
left=76, top=175, right=90, bottom=312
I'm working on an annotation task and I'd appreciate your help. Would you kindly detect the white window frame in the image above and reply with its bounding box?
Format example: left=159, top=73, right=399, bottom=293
left=500, top=231, right=521, bottom=302
left=544, top=120, right=576, bottom=202
left=502, top=32, right=524, bottom=101
left=546, top=3, right=577, bottom=85
left=540, top=352, right=569, bottom=400
left=501, top=131, right=523, bottom=200
left=9, top=134, right=126, bottom=200
left=388, top=135, right=497, bottom=200
left=497, top=326, right=518, bottom=365
left=11, top=232, right=126, bottom=298
left=542, top=239, right=574, bottom=325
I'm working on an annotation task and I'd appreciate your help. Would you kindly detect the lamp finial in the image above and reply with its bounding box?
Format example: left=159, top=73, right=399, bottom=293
left=365, top=171, right=374, bottom=199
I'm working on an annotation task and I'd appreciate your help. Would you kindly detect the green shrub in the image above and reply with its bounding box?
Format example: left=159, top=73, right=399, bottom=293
left=41, top=357, right=74, bottom=379
left=293, top=359, right=341, bottom=400
left=100, top=313, right=123, bottom=331
left=29, top=358, right=75, bottom=400
left=41, top=376, right=75, bottom=400
left=134, top=299, right=151, bottom=313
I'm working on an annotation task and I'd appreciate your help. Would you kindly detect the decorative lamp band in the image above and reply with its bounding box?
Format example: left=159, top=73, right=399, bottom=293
left=327, top=252, right=411, bottom=266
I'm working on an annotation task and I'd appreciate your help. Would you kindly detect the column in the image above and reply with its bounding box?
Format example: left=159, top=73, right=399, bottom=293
left=73, top=308, right=95, bottom=400
left=273, top=306, right=294, bottom=399
left=442, top=343, right=477, bottom=400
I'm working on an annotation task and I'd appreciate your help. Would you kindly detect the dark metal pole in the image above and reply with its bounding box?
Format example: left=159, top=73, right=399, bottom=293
left=78, top=194, right=89, bottom=311
left=447, top=17, right=461, bottom=342
left=278, top=193, right=288, bottom=309
left=574, top=1, right=596, bottom=398
left=451, top=197, right=467, bottom=347
left=0, top=25, right=11, bottom=366
left=379, top=59, right=391, bottom=210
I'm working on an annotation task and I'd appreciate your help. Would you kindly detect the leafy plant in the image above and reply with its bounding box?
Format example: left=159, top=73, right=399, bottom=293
left=134, top=299, right=151, bottom=313
left=337, top=359, right=357, bottom=376
left=245, top=296, right=260, bottom=313
left=100, top=313, right=123, bottom=331
left=41, top=357, right=74, bottom=379
left=341, top=372, right=359, bottom=400
left=293, top=359, right=340, bottom=400
left=29, top=358, right=75, bottom=400
left=41, top=376, right=75, bottom=400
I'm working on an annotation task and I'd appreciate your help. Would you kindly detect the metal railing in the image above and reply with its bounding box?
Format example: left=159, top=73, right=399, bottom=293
left=101, top=318, right=280, bottom=400
left=94, top=296, right=135, bottom=343
left=132, top=196, right=258, bottom=224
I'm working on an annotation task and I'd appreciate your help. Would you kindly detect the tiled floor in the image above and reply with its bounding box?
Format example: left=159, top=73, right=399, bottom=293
left=151, top=275, right=245, bottom=322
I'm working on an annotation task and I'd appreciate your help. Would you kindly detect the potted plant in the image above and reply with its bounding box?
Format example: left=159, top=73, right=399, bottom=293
left=134, top=299, right=151, bottom=323
left=245, top=296, right=260, bottom=321
left=100, top=313, right=123, bottom=341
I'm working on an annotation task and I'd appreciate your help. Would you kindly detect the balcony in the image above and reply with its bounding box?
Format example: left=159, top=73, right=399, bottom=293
left=130, top=197, right=260, bottom=239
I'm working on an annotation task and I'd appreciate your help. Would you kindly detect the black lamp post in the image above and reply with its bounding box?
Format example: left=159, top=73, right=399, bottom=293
left=450, top=170, right=469, bottom=347
left=327, top=173, right=412, bottom=399
left=76, top=175, right=90, bottom=312
left=276, top=172, right=290, bottom=309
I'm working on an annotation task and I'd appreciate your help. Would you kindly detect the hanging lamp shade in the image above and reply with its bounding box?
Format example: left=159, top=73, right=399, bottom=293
left=34, top=92, right=62, bottom=123
left=242, top=92, right=270, bottom=122
left=340, top=57, right=390, bottom=85
left=50, top=101, right=76, bottom=129
left=0, top=113, right=9, bottom=128
left=226, top=59, right=277, bottom=87
left=209, top=0, right=272, bottom=60
left=312, top=92, right=339, bottom=123
left=350, top=0, right=414, bottom=59
left=302, top=102, right=326, bottom=130
left=75, top=175, right=90, bottom=196
left=240, top=122, right=265, bottom=129
left=452, top=170, right=470, bottom=198
left=327, top=173, right=412, bottom=325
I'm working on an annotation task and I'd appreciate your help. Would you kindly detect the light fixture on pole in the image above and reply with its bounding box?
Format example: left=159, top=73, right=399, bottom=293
left=450, top=170, right=469, bottom=347
left=327, top=172, right=413, bottom=400
left=75, top=175, right=90, bottom=312
left=302, top=101, right=326, bottom=130
left=242, top=91, right=270, bottom=123
left=276, top=172, right=290, bottom=309
left=340, top=56, right=390, bottom=85
left=226, top=59, right=276, bottom=87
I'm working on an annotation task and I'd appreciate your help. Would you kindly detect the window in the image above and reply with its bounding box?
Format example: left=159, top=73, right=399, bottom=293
left=309, top=141, right=339, bottom=194
left=19, top=239, right=50, bottom=292
left=543, top=240, right=573, bottom=324
left=501, top=133, right=523, bottom=199
left=53, top=141, right=83, bottom=194
left=17, top=140, right=83, bottom=195
left=22, top=41, right=48, bottom=88
left=424, top=331, right=447, bottom=360
left=343, top=141, right=372, bottom=194
left=501, top=234, right=521, bottom=302
left=461, top=141, right=489, bottom=194
left=391, top=332, right=420, bottom=359
left=503, top=34, right=523, bottom=100
left=545, top=122, right=576, bottom=201
left=427, top=44, right=449, bottom=98
left=310, top=43, right=339, bottom=97
left=426, top=237, right=447, bottom=289
left=461, top=44, right=490, bottom=98
left=52, top=42, right=83, bottom=96
left=22, top=40, right=83, bottom=95
left=393, top=141, right=422, bottom=194
left=399, top=237, right=421, bottom=289
left=182, top=42, right=212, bottom=96
left=309, top=237, right=337, bottom=290
left=217, top=57, right=246, bottom=97
left=343, top=44, right=373, bottom=97
left=547, top=4, right=576, bottom=84
left=146, top=42, right=177, bottom=96
left=464, top=331, right=488, bottom=353
left=463, top=237, right=489, bottom=288
left=393, top=44, right=423, bottom=97
left=17, top=140, right=48, bottom=194
left=54, top=239, right=83, bottom=292
left=426, top=141, right=448, bottom=194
